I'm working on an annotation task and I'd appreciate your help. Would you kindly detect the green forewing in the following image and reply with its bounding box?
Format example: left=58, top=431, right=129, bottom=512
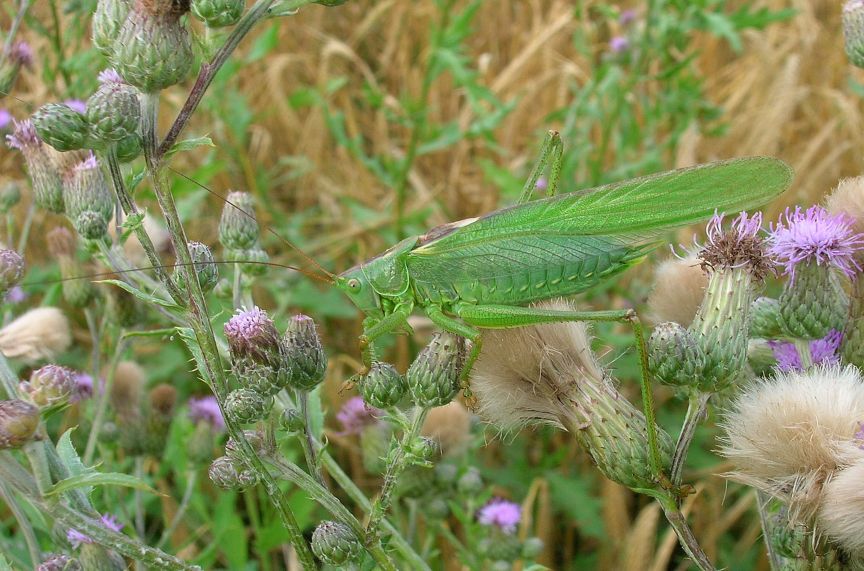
left=407, top=157, right=791, bottom=299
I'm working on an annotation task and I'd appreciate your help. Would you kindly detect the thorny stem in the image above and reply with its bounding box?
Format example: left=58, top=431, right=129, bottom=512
left=141, top=93, right=316, bottom=568
left=671, top=391, right=711, bottom=486
left=661, top=501, right=717, bottom=571
left=365, top=406, right=430, bottom=545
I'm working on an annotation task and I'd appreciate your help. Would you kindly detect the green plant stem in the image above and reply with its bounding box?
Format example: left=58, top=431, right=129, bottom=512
left=670, top=391, right=711, bottom=487
left=134, top=456, right=146, bottom=540
left=140, top=93, right=316, bottom=569
left=15, top=202, right=34, bottom=256
left=46, top=0, right=71, bottom=88
left=84, top=337, right=127, bottom=464
left=365, top=406, right=429, bottom=545
left=296, top=389, right=325, bottom=487
left=660, top=498, right=716, bottom=571
left=23, top=440, right=51, bottom=496
left=756, top=491, right=783, bottom=571
left=2, top=0, right=32, bottom=55
left=0, top=480, right=40, bottom=567
left=157, top=469, right=197, bottom=550
left=795, top=339, right=813, bottom=369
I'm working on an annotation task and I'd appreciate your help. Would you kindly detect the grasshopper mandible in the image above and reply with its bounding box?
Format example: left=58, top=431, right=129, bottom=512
left=330, top=131, right=792, bottom=489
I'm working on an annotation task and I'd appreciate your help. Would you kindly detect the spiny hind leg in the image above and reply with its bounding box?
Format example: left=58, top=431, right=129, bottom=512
left=517, top=130, right=564, bottom=204
left=454, top=302, right=672, bottom=492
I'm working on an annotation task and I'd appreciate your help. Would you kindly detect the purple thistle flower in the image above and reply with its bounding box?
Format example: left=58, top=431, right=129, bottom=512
left=188, top=395, right=225, bottom=431
left=74, top=152, right=99, bottom=172
left=63, top=99, right=87, bottom=114
left=6, top=119, right=41, bottom=150
left=619, top=9, right=638, bottom=26
left=477, top=498, right=521, bottom=534
left=0, top=109, right=12, bottom=130
left=224, top=306, right=281, bottom=362
left=100, top=514, right=123, bottom=533
left=97, top=69, right=125, bottom=85
left=5, top=285, right=26, bottom=303
left=70, top=372, right=94, bottom=402
left=769, top=206, right=864, bottom=279
left=768, top=329, right=843, bottom=372
left=335, top=396, right=382, bottom=436
left=66, top=528, right=92, bottom=549
left=609, top=36, right=630, bottom=54
left=767, top=340, right=802, bottom=372
left=10, top=41, right=32, bottom=67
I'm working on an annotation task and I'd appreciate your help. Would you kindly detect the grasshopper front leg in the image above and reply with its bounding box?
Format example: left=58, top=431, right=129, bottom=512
left=357, top=305, right=413, bottom=374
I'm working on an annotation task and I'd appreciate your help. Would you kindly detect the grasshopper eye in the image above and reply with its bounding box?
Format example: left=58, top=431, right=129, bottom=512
left=347, top=278, right=361, bottom=291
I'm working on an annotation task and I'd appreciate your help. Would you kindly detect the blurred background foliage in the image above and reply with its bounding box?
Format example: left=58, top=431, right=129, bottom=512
left=1, top=0, right=860, bottom=569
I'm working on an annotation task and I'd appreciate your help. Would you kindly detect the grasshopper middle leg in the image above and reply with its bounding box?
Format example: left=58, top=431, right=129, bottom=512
left=517, top=130, right=564, bottom=204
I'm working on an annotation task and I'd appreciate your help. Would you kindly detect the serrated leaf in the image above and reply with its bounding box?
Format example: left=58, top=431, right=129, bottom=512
left=119, top=211, right=146, bottom=243
left=126, top=169, right=146, bottom=193
left=98, top=279, right=180, bottom=309
left=176, top=326, right=213, bottom=385
left=56, top=428, right=94, bottom=479
left=164, top=136, right=215, bottom=160
left=47, top=471, right=159, bottom=497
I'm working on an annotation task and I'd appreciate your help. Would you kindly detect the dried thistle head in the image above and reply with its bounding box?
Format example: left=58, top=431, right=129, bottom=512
left=0, top=307, right=71, bottom=364
left=109, top=360, right=146, bottom=415
left=826, top=176, right=864, bottom=237
left=699, top=211, right=772, bottom=280
left=720, top=365, right=864, bottom=521
left=646, top=254, right=707, bottom=327
left=421, top=401, right=472, bottom=457
left=818, top=458, right=864, bottom=559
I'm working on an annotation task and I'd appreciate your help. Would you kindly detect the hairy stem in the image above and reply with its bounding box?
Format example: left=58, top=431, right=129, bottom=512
left=297, top=389, right=325, bottom=487
left=671, top=391, right=711, bottom=486
left=661, top=501, right=717, bottom=571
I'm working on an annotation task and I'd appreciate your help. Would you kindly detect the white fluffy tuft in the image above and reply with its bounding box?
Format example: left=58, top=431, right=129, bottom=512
left=819, top=458, right=864, bottom=557
left=0, top=307, right=71, bottom=364
left=646, top=255, right=707, bottom=327
left=720, top=365, right=864, bottom=520
left=825, top=176, right=864, bottom=236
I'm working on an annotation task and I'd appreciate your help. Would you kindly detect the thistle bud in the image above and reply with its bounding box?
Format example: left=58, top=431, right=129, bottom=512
left=38, top=554, right=83, bottom=571
left=225, top=429, right=271, bottom=463
left=21, top=364, right=76, bottom=407
left=208, top=455, right=257, bottom=490
left=174, top=241, right=218, bottom=295
left=407, top=332, right=463, bottom=408
left=113, top=1, right=194, bottom=92
left=219, top=191, right=261, bottom=250
left=844, top=1, right=864, bottom=68
left=0, top=399, right=39, bottom=449
left=0, top=249, right=24, bottom=296
left=63, top=154, right=114, bottom=240
left=408, top=435, right=438, bottom=460
left=457, top=467, right=483, bottom=494
left=397, top=465, right=436, bottom=498
left=228, top=247, right=269, bottom=276
left=0, top=42, right=32, bottom=97
left=280, top=407, right=304, bottom=433
left=48, top=228, right=95, bottom=308
left=115, top=132, right=142, bottom=163
left=0, top=181, right=21, bottom=214
left=224, top=307, right=287, bottom=395
left=426, top=496, right=450, bottom=519
left=647, top=322, right=704, bottom=388
left=191, top=0, right=245, bottom=27
left=359, top=361, right=405, bottom=408
left=479, top=532, right=523, bottom=564
left=6, top=120, right=65, bottom=213
left=284, top=314, right=327, bottom=390
left=31, top=103, right=89, bottom=152
left=92, top=0, right=131, bottom=56
left=141, top=384, right=176, bottom=455
left=522, top=537, right=544, bottom=559
left=225, top=388, right=272, bottom=423
left=310, top=521, right=362, bottom=566
left=433, top=462, right=458, bottom=487
left=86, top=70, right=141, bottom=147
left=749, top=296, right=783, bottom=338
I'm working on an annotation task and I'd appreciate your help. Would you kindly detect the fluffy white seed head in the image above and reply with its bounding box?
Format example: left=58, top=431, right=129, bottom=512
left=0, top=307, right=71, bottom=364
left=470, top=299, right=605, bottom=432
left=825, top=176, right=864, bottom=236
left=818, top=458, right=864, bottom=558
left=721, top=365, right=864, bottom=520
left=646, top=254, right=707, bottom=327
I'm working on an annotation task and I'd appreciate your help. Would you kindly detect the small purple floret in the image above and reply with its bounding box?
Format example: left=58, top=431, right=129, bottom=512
left=477, top=498, right=521, bottom=534
left=10, top=41, right=32, bottom=67
left=335, top=396, right=382, bottom=435
left=74, top=152, right=99, bottom=172
left=100, top=514, right=123, bottom=533
left=71, top=372, right=94, bottom=402
left=5, top=285, right=26, bottom=303
left=0, top=109, right=12, bottom=130
left=189, top=395, right=225, bottom=431
left=97, top=69, right=125, bottom=85
left=768, top=340, right=801, bottom=372
left=63, top=99, right=87, bottom=114
left=535, top=176, right=548, bottom=191
left=609, top=36, right=630, bottom=53
left=66, top=528, right=92, bottom=549
left=6, top=119, right=40, bottom=150
left=769, top=206, right=864, bottom=279
left=768, top=329, right=842, bottom=372
left=619, top=9, right=637, bottom=25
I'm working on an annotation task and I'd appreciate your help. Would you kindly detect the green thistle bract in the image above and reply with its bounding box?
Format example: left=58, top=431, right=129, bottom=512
left=32, top=103, right=89, bottom=152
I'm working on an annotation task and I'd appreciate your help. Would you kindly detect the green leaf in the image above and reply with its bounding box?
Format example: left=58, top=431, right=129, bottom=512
left=126, top=169, right=147, bottom=193
left=246, top=22, right=279, bottom=62
left=164, top=136, right=215, bottom=160
left=98, top=279, right=180, bottom=309
left=119, top=211, right=146, bottom=243
left=47, top=471, right=159, bottom=497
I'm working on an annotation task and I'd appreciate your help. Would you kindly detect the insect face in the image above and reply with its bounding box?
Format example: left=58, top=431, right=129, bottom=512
left=335, top=269, right=383, bottom=318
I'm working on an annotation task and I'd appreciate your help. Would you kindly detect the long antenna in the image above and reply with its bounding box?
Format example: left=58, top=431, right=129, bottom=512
left=23, top=260, right=332, bottom=287
left=167, top=167, right=336, bottom=282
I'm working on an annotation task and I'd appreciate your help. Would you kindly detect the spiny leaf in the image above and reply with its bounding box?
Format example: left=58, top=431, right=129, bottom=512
left=47, top=471, right=159, bottom=497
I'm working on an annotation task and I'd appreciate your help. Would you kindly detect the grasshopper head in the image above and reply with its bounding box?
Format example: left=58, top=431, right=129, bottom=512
left=335, top=267, right=383, bottom=318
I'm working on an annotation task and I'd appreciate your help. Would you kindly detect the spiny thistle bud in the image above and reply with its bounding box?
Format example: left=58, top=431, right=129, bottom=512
left=407, top=332, right=464, bottom=408
left=0, top=181, right=21, bottom=214
left=426, top=496, right=450, bottom=519
left=86, top=70, right=141, bottom=147
left=749, top=296, right=783, bottom=338
left=115, top=132, right=142, bottom=163
left=434, top=462, right=459, bottom=487
left=844, top=1, right=864, bottom=68
left=209, top=455, right=258, bottom=490
left=174, top=241, right=218, bottom=295
left=6, top=120, right=65, bottom=213
left=359, top=361, right=405, bottom=408
left=690, top=212, right=768, bottom=391
left=63, top=154, right=114, bottom=240
left=408, top=435, right=438, bottom=461
left=224, top=306, right=287, bottom=395
left=38, top=554, right=83, bottom=571
left=0, top=42, right=32, bottom=97
left=225, top=429, right=271, bottom=463
left=284, top=314, right=327, bottom=390
left=225, top=388, right=272, bottom=423
left=647, top=321, right=704, bottom=388
left=219, top=191, right=261, bottom=250
left=113, top=1, right=194, bottom=92
left=228, top=247, right=269, bottom=276
left=92, top=0, right=131, bottom=56
left=523, top=537, right=544, bottom=559
left=0, top=399, right=39, bottom=449
left=280, top=407, right=304, bottom=433
left=770, top=206, right=864, bottom=339
left=21, top=364, right=75, bottom=407
left=0, top=249, right=25, bottom=296
left=457, top=466, right=484, bottom=494
left=191, top=0, right=244, bottom=27
left=47, top=227, right=95, bottom=308
left=310, top=521, right=362, bottom=566
left=31, top=103, right=90, bottom=152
